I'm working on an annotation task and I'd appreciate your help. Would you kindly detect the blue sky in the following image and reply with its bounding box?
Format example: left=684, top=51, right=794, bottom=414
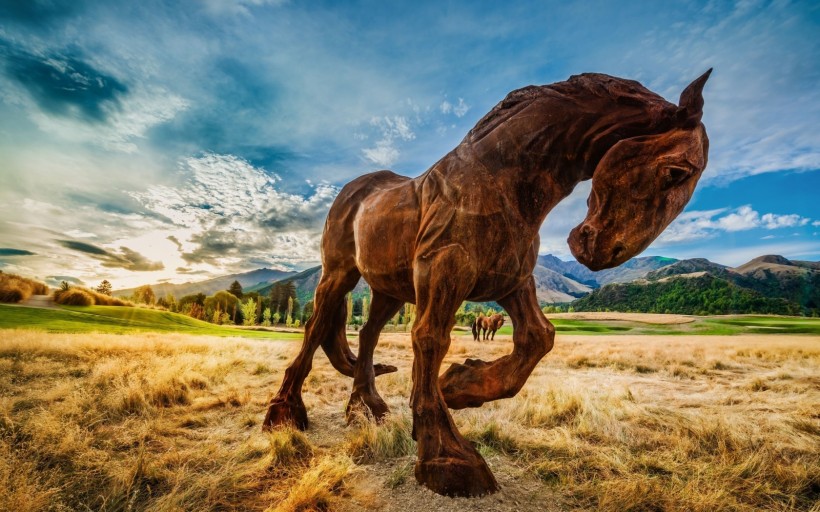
left=0, top=0, right=818, bottom=288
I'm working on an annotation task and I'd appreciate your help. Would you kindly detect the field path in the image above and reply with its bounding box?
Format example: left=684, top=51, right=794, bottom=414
left=16, top=294, right=58, bottom=309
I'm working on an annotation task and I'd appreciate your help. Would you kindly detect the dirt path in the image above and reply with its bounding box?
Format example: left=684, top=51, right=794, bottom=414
left=15, top=294, right=58, bottom=309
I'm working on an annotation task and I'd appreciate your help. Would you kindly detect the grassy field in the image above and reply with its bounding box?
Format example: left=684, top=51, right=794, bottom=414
left=3, top=303, right=819, bottom=338
left=1, top=326, right=818, bottom=511
left=493, top=315, right=820, bottom=337
left=0, top=305, right=303, bottom=339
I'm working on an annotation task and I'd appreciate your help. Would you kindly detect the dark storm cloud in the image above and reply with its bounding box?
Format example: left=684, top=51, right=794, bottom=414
left=1, top=41, right=127, bottom=122
left=0, top=248, right=36, bottom=256
left=57, top=240, right=164, bottom=271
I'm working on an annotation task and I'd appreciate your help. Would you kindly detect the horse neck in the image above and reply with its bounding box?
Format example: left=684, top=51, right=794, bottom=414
left=451, top=90, right=674, bottom=230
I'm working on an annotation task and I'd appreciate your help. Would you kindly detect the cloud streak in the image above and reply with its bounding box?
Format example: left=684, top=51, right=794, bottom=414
left=658, top=205, right=813, bottom=244
left=57, top=240, right=164, bottom=271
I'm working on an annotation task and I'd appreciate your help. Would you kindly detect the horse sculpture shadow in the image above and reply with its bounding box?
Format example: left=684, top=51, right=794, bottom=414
left=263, top=70, right=712, bottom=497
left=472, top=313, right=504, bottom=341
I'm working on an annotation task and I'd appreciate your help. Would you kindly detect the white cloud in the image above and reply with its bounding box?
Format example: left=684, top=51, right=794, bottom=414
left=25, top=86, right=188, bottom=153
left=131, top=153, right=338, bottom=267
left=201, top=0, right=288, bottom=16
left=657, top=205, right=813, bottom=245
left=440, top=98, right=470, bottom=118
left=362, top=115, right=416, bottom=167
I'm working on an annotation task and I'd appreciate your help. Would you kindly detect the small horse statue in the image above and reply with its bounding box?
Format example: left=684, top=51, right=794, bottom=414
left=472, top=313, right=505, bottom=341
left=263, top=70, right=711, bottom=497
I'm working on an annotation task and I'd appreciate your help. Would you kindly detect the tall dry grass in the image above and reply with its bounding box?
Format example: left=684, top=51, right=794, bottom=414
left=0, top=272, right=49, bottom=303
left=1, top=329, right=818, bottom=511
left=53, top=286, right=132, bottom=306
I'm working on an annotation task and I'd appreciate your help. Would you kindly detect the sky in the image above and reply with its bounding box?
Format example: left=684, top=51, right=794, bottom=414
left=0, top=0, right=818, bottom=289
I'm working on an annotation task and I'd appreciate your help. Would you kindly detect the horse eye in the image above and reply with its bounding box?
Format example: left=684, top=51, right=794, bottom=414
left=661, top=166, right=692, bottom=189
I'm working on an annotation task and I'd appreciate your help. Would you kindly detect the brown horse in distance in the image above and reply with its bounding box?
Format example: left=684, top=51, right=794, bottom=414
left=263, top=70, right=712, bottom=497
left=472, top=313, right=504, bottom=341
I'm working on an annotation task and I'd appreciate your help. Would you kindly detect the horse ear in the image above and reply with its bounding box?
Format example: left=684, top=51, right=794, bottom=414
left=676, top=68, right=712, bottom=125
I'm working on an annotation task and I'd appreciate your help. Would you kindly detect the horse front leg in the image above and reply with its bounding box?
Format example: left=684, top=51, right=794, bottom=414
left=346, top=291, right=403, bottom=423
left=440, top=276, right=554, bottom=409
left=411, top=254, right=498, bottom=497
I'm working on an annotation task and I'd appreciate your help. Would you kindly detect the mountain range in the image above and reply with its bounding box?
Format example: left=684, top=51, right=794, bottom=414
left=114, top=268, right=295, bottom=299
left=573, top=255, right=819, bottom=315
left=115, top=254, right=819, bottom=315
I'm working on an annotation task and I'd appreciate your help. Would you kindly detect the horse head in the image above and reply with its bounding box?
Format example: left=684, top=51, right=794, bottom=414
left=569, top=70, right=711, bottom=271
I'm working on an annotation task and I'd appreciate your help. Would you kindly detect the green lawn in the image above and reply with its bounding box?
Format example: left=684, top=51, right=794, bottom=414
left=494, top=316, right=820, bottom=336
left=2, top=305, right=818, bottom=338
left=0, top=304, right=303, bottom=339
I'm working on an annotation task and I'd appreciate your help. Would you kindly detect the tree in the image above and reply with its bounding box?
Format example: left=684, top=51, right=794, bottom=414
left=404, top=303, right=416, bottom=331
left=166, top=293, right=177, bottom=313
left=346, top=293, right=353, bottom=326
left=272, top=310, right=281, bottom=325
left=228, top=280, right=243, bottom=299
left=241, top=298, right=258, bottom=326
left=205, top=291, right=241, bottom=324
left=134, top=285, right=156, bottom=305
left=303, top=300, right=314, bottom=323
left=286, top=296, right=294, bottom=327
left=95, top=280, right=112, bottom=296
left=362, top=291, right=370, bottom=324
left=262, top=307, right=272, bottom=327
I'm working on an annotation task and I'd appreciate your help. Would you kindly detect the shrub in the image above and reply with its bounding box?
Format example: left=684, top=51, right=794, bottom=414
left=53, top=287, right=133, bottom=307
left=0, top=273, right=49, bottom=303
left=53, top=288, right=94, bottom=306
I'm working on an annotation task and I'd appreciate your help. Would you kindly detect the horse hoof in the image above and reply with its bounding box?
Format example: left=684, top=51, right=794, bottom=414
left=415, top=455, right=499, bottom=497
left=262, top=398, right=308, bottom=431
left=374, top=363, right=398, bottom=376
left=345, top=391, right=390, bottom=424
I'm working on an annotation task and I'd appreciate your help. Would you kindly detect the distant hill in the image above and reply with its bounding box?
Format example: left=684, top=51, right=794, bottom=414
left=255, top=266, right=371, bottom=305
left=114, top=268, right=296, bottom=299
left=572, top=273, right=801, bottom=315
left=538, top=254, right=677, bottom=287
left=573, top=255, right=819, bottom=315
left=532, top=265, right=592, bottom=303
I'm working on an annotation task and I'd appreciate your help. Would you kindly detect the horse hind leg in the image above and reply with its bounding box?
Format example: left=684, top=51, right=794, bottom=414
left=346, top=291, right=403, bottom=423
left=262, top=267, right=360, bottom=431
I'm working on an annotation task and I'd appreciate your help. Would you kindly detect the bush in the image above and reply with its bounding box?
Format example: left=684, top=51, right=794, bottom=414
left=53, top=287, right=133, bottom=307
left=53, top=288, right=95, bottom=306
left=0, top=273, right=49, bottom=303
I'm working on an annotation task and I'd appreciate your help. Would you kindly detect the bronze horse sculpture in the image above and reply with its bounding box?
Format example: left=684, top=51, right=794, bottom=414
left=472, top=313, right=505, bottom=341
left=263, top=70, right=711, bottom=497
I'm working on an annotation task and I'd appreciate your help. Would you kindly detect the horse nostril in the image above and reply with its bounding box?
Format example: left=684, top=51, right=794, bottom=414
left=580, top=224, right=596, bottom=240
left=612, top=241, right=626, bottom=260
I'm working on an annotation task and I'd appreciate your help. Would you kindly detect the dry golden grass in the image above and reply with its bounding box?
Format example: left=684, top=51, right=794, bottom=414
left=1, top=328, right=818, bottom=511
left=0, top=272, right=49, bottom=303
left=53, top=287, right=133, bottom=306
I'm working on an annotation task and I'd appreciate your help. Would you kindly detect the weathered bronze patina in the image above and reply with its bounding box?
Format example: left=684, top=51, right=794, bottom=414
left=263, top=70, right=711, bottom=497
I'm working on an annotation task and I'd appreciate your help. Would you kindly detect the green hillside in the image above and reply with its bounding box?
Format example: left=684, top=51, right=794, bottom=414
left=0, top=305, right=302, bottom=339
left=572, top=274, right=806, bottom=316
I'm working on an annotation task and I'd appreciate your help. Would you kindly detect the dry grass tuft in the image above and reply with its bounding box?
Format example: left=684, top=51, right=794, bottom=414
left=267, top=427, right=314, bottom=469
left=0, top=272, right=49, bottom=303
left=268, top=453, right=355, bottom=512
left=346, top=412, right=414, bottom=463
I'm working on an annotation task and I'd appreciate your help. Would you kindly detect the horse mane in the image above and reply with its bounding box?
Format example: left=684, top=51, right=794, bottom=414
left=463, top=73, right=681, bottom=180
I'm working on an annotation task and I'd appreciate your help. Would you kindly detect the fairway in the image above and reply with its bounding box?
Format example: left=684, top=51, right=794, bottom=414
left=0, top=305, right=303, bottom=340
left=3, top=305, right=819, bottom=339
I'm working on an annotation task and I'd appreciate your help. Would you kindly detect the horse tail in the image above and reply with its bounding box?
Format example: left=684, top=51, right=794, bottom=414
left=471, top=317, right=479, bottom=341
